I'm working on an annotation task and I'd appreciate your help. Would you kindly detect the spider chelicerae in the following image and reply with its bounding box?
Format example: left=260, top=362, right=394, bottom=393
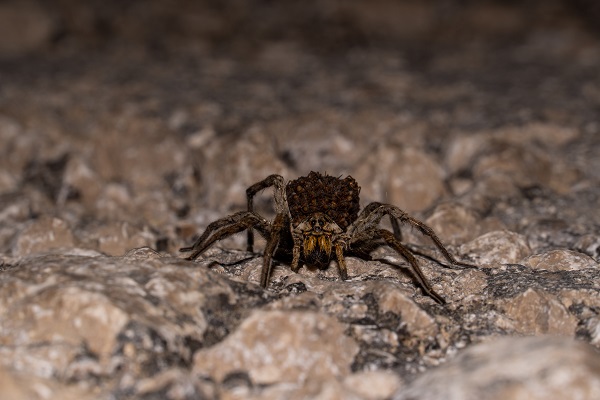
left=180, top=171, right=474, bottom=304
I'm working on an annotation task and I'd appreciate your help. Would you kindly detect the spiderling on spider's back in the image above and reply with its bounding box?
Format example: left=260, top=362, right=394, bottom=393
left=286, top=172, right=360, bottom=229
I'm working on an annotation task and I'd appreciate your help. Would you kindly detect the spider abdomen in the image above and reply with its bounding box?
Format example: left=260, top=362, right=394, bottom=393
left=285, top=171, right=360, bottom=230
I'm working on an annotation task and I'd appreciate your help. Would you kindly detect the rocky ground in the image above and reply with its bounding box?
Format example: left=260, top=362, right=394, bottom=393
left=1, top=0, right=599, bottom=399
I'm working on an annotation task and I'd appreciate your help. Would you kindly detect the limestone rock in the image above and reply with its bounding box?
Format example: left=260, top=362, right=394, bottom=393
left=355, top=146, right=446, bottom=212
left=459, top=230, right=531, bottom=267
left=12, top=216, right=76, bottom=257
left=393, top=336, right=600, bottom=400
left=425, top=202, right=482, bottom=245
left=344, top=370, right=403, bottom=400
left=0, top=253, right=223, bottom=396
left=192, top=310, right=359, bottom=385
left=523, top=249, right=598, bottom=271
left=500, top=288, right=578, bottom=336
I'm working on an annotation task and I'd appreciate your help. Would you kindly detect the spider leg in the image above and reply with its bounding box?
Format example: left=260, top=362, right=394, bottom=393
left=246, top=174, right=288, bottom=252
left=390, top=215, right=402, bottom=241
left=376, top=228, right=446, bottom=304
left=290, top=231, right=302, bottom=273
left=352, top=202, right=474, bottom=269
left=260, top=212, right=286, bottom=288
left=334, top=242, right=348, bottom=280
left=180, top=214, right=256, bottom=253
left=354, top=202, right=403, bottom=241
left=180, top=211, right=270, bottom=261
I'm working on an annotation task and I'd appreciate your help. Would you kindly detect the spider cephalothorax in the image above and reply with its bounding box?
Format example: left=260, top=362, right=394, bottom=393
left=180, top=171, right=473, bottom=304
left=286, top=172, right=359, bottom=268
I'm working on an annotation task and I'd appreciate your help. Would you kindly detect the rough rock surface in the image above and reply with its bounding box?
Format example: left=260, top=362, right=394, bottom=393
left=1, top=1, right=600, bottom=399
left=393, top=336, right=600, bottom=400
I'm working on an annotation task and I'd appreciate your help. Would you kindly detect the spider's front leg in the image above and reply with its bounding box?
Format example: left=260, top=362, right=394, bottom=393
left=260, top=212, right=287, bottom=288
left=354, top=202, right=474, bottom=269
left=181, top=209, right=286, bottom=289
left=349, top=202, right=477, bottom=304
left=333, top=239, right=349, bottom=280
left=179, top=211, right=270, bottom=261
left=246, top=174, right=288, bottom=252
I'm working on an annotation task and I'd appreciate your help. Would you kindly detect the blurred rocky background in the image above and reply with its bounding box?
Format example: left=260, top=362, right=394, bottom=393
left=0, top=0, right=599, bottom=399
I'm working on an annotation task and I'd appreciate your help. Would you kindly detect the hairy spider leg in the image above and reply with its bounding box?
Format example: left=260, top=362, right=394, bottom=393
left=390, top=216, right=402, bottom=241
left=354, top=202, right=474, bottom=268
left=179, top=211, right=271, bottom=260
left=260, top=212, right=286, bottom=287
left=245, top=174, right=288, bottom=252
left=355, top=202, right=401, bottom=240
left=180, top=215, right=250, bottom=254
left=290, top=230, right=303, bottom=273
left=351, top=198, right=403, bottom=241
left=347, top=214, right=445, bottom=304
left=180, top=210, right=290, bottom=289
left=348, top=202, right=478, bottom=304
left=334, top=242, right=349, bottom=280
left=376, top=229, right=446, bottom=304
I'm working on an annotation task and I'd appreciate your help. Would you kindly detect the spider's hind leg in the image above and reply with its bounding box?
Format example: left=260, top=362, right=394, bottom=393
left=376, top=228, right=446, bottom=304
left=246, top=174, right=288, bottom=252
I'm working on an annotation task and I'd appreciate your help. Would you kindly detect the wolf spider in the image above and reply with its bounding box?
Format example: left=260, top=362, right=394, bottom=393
left=180, top=171, right=473, bottom=304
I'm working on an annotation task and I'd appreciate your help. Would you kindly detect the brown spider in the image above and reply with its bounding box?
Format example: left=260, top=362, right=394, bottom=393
left=180, top=171, right=473, bottom=304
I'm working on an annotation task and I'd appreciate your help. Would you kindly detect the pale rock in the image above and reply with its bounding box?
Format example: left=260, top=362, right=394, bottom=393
left=61, top=156, right=103, bottom=210
left=0, top=365, right=96, bottom=400
left=355, top=145, right=446, bottom=212
left=586, top=317, right=600, bottom=347
left=500, top=288, right=578, bottom=336
left=492, top=122, right=579, bottom=147
left=95, top=182, right=134, bottom=220
left=1, top=286, right=128, bottom=373
left=247, top=378, right=363, bottom=400
left=459, top=230, right=531, bottom=267
left=387, top=147, right=446, bottom=213
left=78, top=221, right=156, bottom=256
left=436, top=268, right=488, bottom=303
left=425, top=202, right=481, bottom=245
left=472, top=141, right=552, bottom=189
left=574, top=233, right=600, bottom=261
left=444, top=134, right=487, bottom=175
left=344, top=370, right=403, bottom=400
left=12, top=216, right=76, bottom=257
left=0, top=365, right=35, bottom=400
left=523, top=249, right=598, bottom=271
left=193, top=310, right=359, bottom=385
left=377, top=288, right=438, bottom=338
left=393, top=336, right=600, bottom=400
left=199, top=127, right=291, bottom=212
left=0, top=254, right=211, bottom=382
